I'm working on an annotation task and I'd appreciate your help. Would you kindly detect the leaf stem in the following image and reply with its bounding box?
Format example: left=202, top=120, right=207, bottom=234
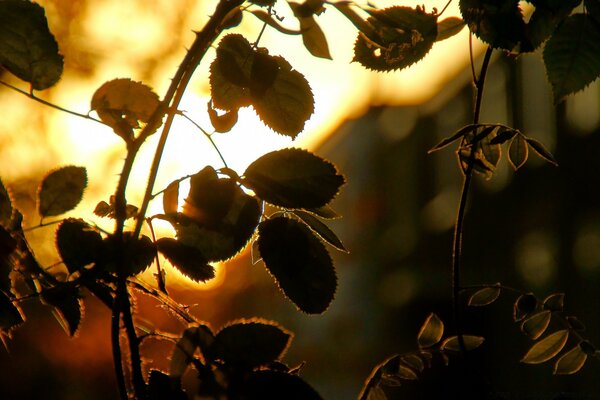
left=179, top=112, right=229, bottom=168
left=452, top=45, right=493, bottom=356
left=111, top=294, right=128, bottom=400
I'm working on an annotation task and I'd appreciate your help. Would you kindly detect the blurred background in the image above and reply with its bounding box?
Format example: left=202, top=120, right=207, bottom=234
left=1, top=0, right=600, bottom=399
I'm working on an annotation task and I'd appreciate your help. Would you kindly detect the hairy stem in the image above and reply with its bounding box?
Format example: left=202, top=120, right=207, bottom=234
left=452, top=46, right=493, bottom=356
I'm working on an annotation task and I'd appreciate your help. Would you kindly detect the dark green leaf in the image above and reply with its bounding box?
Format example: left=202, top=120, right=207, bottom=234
left=244, top=148, right=345, bottom=209
left=99, top=233, right=156, bottom=277
left=170, top=324, right=214, bottom=379
left=417, top=313, right=444, bottom=348
left=468, top=284, right=501, bottom=306
left=156, top=238, right=215, bottom=283
left=38, top=166, right=87, bottom=217
left=543, top=13, right=600, bottom=102
left=436, top=17, right=466, bottom=41
left=543, top=292, right=565, bottom=311
left=521, top=310, right=551, bottom=340
left=522, top=0, right=580, bottom=52
left=353, top=6, right=438, bottom=72
left=243, top=370, right=323, bottom=400
left=56, top=218, right=103, bottom=274
left=0, top=290, right=23, bottom=334
left=514, top=293, right=537, bottom=321
left=508, top=134, right=529, bottom=170
left=525, top=138, right=558, bottom=165
left=148, top=370, right=187, bottom=400
left=258, top=216, right=336, bottom=314
left=207, top=100, right=238, bottom=133
left=0, top=179, right=12, bottom=227
left=208, top=320, right=292, bottom=368
left=249, top=10, right=302, bottom=35
left=40, top=284, right=82, bottom=337
left=293, top=210, right=347, bottom=252
left=163, top=180, right=180, bottom=215
left=0, top=0, right=63, bottom=90
left=441, top=335, right=485, bottom=351
left=553, top=345, right=587, bottom=375
left=521, top=329, right=569, bottom=364
left=459, top=0, right=525, bottom=50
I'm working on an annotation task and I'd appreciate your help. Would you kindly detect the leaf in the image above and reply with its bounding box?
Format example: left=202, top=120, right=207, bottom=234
left=400, top=354, right=424, bottom=372
left=147, top=370, right=187, bottom=400
left=0, top=179, right=12, bottom=227
left=521, top=310, right=551, bottom=340
left=306, top=204, right=341, bottom=219
left=249, top=0, right=276, bottom=6
left=40, top=284, right=82, bottom=337
left=521, top=0, right=580, bottom=52
left=243, top=370, right=323, bottom=400
left=257, top=216, right=336, bottom=314
left=553, top=345, right=587, bottom=375
left=428, top=124, right=478, bottom=153
left=93, top=197, right=138, bottom=220
left=489, top=128, right=518, bottom=145
left=417, top=313, right=444, bottom=348
left=543, top=293, right=565, bottom=311
left=543, top=13, right=600, bottom=102
left=163, top=180, right=180, bottom=215
left=436, top=17, right=466, bottom=41
left=579, top=340, right=596, bottom=355
left=243, top=148, right=345, bottom=209
left=208, top=320, right=292, bottom=368
left=293, top=210, right=347, bottom=252
left=441, top=335, right=485, bottom=352
left=468, top=284, right=501, bottom=306
left=249, top=10, right=302, bottom=35
left=525, top=138, right=558, bottom=165
left=459, top=0, right=525, bottom=51
left=207, top=100, right=238, bottom=133
left=567, top=316, right=586, bottom=331
left=98, top=233, right=156, bottom=277
left=289, top=3, right=332, bottom=59
left=353, top=6, right=438, bottom=72
left=38, top=166, right=87, bottom=217
left=0, top=226, right=16, bottom=293
left=521, top=329, right=569, bottom=364
left=514, top=293, right=537, bottom=321
left=508, top=134, right=529, bottom=170
left=56, top=218, right=104, bottom=274
left=0, top=290, right=23, bottom=334
left=156, top=238, right=215, bottom=283
left=0, top=0, right=63, bottom=90
left=170, top=324, right=215, bottom=379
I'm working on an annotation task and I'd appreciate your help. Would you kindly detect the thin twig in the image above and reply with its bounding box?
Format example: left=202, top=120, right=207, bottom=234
left=146, top=218, right=167, bottom=294
left=179, top=112, right=229, bottom=168
left=437, top=0, right=453, bottom=16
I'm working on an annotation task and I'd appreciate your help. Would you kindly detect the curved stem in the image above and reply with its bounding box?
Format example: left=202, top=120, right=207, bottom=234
left=452, top=45, right=493, bottom=356
left=180, top=112, right=229, bottom=168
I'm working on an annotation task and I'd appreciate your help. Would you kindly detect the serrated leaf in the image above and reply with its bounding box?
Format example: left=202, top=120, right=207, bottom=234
left=208, top=320, right=292, bottom=368
left=91, top=78, right=160, bottom=140
left=553, top=345, right=587, bottom=375
left=459, top=0, right=525, bottom=51
left=441, top=335, right=485, bottom=352
left=207, top=100, right=238, bottom=133
left=514, top=293, right=538, bottom=321
left=468, top=285, right=501, bottom=306
left=289, top=3, right=332, bottom=59
left=0, top=179, right=12, bottom=227
left=543, top=293, right=565, bottom=311
left=148, top=370, right=187, bottom=400
left=521, top=329, right=569, bottom=364
left=0, top=290, right=23, bottom=333
left=417, top=313, right=444, bottom=348
left=521, top=310, right=551, bottom=340
left=92, top=197, right=138, bottom=220
left=98, top=233, right=156, bottom=277
left=353, top=6, right=438, bottom=72
left=293, top=210, right=347, bottom=252
left=40, top=284, right=82, bottom=337
left=525, top=138, right=558, bottom=165
left=249, top=10, right=302, bottom=35
left=156, top=238, right=215, bottom=283
left=0, top=0, right=63, bottom=90
left=508, top=135, right=529, bottom=170
left=170, top=324, right=215, bottom=379
left=521, top=0, right=580, bottom=52
left=436, top=17, right=466, bottom=41
left=543, top=13, right=600, bottom=102
left=244, top=148, right=345, bottom=209
left=56, top=218, right=104, bottom=274
left=38, top=166, right=87, bottom=218
left=163, top=180, right=180, bottom=215
left=243, top=370, right=323, bottom=400
left=258, top=216, right=336, bottom=314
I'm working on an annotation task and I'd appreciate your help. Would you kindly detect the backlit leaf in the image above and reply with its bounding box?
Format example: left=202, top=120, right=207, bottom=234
left=489, top=127, right=518, bottom=145
left=543, top=13, right=600, bottom=102
left=567, top=316, right=586, bottom=332
left=353, top=6, right=438, bottom=71
left=521, top=310, right=551, bottom=340
left=0, top=179, right=12, bottom=227
left=553, top=345, right=587, bottom=375
left=156, top=238, right=215, bottom=283
left=401, top=354, right=424, bottom=372
left=307, top=204, right=341, bottom=219
left=543, top=293, right=565, bottom=312
left=243, top=370, right=323, bottom=400
left=93, top=197, right=138, bottom=220
left=479, top=128, right=501, bottom=169
left=244, top=148, right=345, bottom=209
left=148, top=370, right=186, bottom=400
left=468, top=284, right=501, bottom=306
left=208, top=320, right=292, bottom=368
left=207, top=100, right=238, bottom=133
left=0, top=0, right=63, bottom=90
left=508, top=134, right=528, bottom=170
left=521, top=0, right=580, bottom=52
left=521, top=329, right=569, bottom=364
left=514, top=293, right=537, bottom=321
left=249, top=10, right=302, bottom=35
left=99, top=233, right=156, bottom=277
left=293, top=210, right=347, bottom=252
left=579, top=340, right=596, bottom=355
left=258, top=216, right=336, bottom=314
left=163, top=181, right=180, bottom=215
left=38, top=166, right=87, bottom=217
left=441, top=335, right=485, bottom=352
left=428, top=124, right=478, bottom=153
left=0, top=290, right=23, bottom=334
left=56, top=218, right=103, bottom=274
left=40, top=284, right=82, bottom=337
left=91, top=78, right=160, bottom=140
left=525, top=138, right=558, bottom=165
left=0, top=226, right=16, bottom=293
left=289, top=3, right=332, bottom=59
left=436, top=17, right=466, bottom=41
left=417, top=313, right=444, bottom=348
left=170, top=324, right=215, bottom=379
